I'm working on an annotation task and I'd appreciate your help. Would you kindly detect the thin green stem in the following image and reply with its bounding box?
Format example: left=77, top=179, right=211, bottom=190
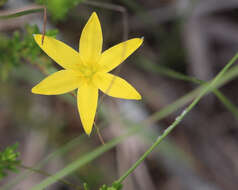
left=137, top=56, right=238, bottom=120
left=195, top=81, right=238, bottom=119
left=19, top=164, right=82, bottom=190
left=0, top=7, right=44, bottom=19
left=213, top=90, right=238, bottom=118
left=29, top=126, right=139, bottom=190
left=116, top=53, right=238, bottom=184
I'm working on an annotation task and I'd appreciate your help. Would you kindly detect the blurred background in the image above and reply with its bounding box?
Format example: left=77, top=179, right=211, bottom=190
left=1, top=0, right=238, bottom=189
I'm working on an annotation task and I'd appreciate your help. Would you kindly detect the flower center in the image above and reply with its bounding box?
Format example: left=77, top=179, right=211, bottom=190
left=83, top=67, right=93, bottom=77
left=79, top=63, right=98, bottom=83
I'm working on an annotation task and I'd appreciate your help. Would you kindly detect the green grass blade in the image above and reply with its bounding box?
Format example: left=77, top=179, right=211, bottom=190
left=116, top=53, right=238, bottom=184
left=137, top=56, right=238, bottom=121
left=0, top=8, right=44, bottom=19
left=149, top=62, right=238, bottom=123
left=30, top=127, right=138, bottom=190
left=137, top=56, right=202, bottom=83
left=213, top=90, right=238, bottom=118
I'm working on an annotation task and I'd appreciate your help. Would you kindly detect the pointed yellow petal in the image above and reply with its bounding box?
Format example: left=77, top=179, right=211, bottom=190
left=94, top=73, right=141, bottom=100
left=77, top=84, right=98, bottom=135
left=98, top=38, right=143, bottom=73
left=32, top=70, right=82, bottom=95
left=79, top=12, right=102, bottom=63
left=34, top=34, right=83, bottom=70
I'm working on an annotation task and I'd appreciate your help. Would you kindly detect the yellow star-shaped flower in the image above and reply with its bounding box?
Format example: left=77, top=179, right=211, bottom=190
left=32, top=12, right=143, bottom=135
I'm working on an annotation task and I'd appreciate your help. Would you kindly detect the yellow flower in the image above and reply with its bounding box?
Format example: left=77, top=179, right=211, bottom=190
left=32, top=12, right=143, bottom=135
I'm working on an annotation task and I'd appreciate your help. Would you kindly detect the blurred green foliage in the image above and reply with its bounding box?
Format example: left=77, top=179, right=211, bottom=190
left=0, top=25, right=58, bottom=81
left=99, top=183, right=123, bottom=190
left=0, top=143, right=20, bottom=179
left=36, top=0, right=84, bottom=21
left=0, top=0, right=8, bottom=7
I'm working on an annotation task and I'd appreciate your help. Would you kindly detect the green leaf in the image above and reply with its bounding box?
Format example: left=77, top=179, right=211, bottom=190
left=99, top=182, right=123, bottom=190
left=83, top=183, right=90, bottom=190
left=0, top=143, right=21, bottom=180
left=0, top=24, right=58, bottom=81
left=2, top=135, right=86, bottom=190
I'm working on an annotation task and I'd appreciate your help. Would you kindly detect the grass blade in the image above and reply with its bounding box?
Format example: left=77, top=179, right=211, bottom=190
left=30, top=127, right=138, bottom=190
left=137, top=56, right=238, bottom=119
left=116, top=53, right=238, bottom=183
left=0, top=7, right=44, bottom=19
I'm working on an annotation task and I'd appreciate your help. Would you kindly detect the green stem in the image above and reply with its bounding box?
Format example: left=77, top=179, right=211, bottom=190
left=0, top=8, right=44, bottom=19
left=138, top=56, right=238, bottom=120
left=19, top=164, right=82, bottom=190
left=195, top=81, right=238, bottom=119
left=213, top=90, right=238, bottom=118
left=116, top=53, right=238, bottom=184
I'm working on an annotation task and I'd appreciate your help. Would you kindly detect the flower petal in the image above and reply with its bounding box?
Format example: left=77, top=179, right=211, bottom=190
left=34, top=34, right=83, bottom=70
left=79, top=12, right=102, bottom=63
left=98, top=38, right=143, bottom=73
left=77, top=84, right=98, bottom=135
left=32, top=70, right=82, bottom=95
left=94, top=73, right=141, bottom=100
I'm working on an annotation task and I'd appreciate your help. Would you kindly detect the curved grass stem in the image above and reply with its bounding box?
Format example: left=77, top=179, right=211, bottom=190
left=116, top=53, right=238, bottom=184
left=19, top=164, right=82, bottom=190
